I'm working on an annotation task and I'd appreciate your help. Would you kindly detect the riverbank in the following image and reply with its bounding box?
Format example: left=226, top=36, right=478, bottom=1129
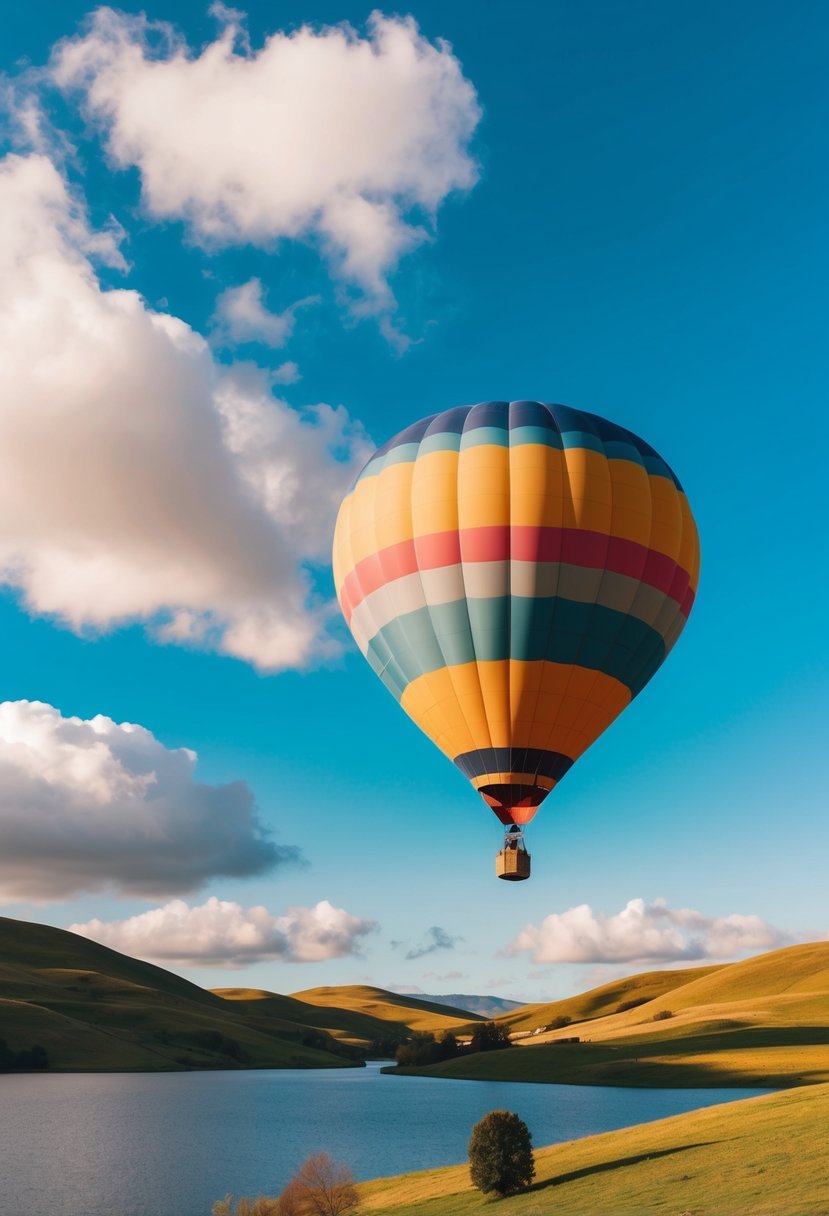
left=357, top=1081, right=829, bottom=1215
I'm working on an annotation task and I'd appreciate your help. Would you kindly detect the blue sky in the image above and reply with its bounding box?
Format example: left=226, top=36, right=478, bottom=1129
left=0, top=0, right=826, bottom=1002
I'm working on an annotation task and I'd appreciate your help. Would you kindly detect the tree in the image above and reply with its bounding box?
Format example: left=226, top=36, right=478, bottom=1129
left=468, top=1110, right=535, bottom=1196
left=468, top=1021, right=512, bottom=1054
left=279, top=1152, right=359, bottom=1216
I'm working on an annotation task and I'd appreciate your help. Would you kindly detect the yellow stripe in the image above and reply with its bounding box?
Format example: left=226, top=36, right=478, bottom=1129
left=335, top=444, right=692, bottom=576
left=400, top=660, right=631, bottom=761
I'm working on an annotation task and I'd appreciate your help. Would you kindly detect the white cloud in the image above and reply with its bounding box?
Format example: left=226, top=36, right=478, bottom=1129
left=271, top=361, right=301, bottom=385
left=0, top=700, right=293, bottom=902
left=0, top=152, right=370, bottom=669
left=212, top=279, right=318, bottom=348
left=507, top=898, right=792, bottom=966
left=52, top=8, right=481, bottom=306
left=70, top=896, right=377, bottom=966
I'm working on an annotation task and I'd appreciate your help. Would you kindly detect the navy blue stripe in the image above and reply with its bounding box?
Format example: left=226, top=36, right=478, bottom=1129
left=357, top=402, right=683, bottom=490
left=454, top=748, right=574, bottom=781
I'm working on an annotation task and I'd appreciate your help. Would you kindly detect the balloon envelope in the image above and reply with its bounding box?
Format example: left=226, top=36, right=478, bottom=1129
left=333, top=402, right=699, bottom=826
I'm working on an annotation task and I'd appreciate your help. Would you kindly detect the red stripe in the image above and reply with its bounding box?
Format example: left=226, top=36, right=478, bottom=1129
left=340, top=526, right=694, bottom=622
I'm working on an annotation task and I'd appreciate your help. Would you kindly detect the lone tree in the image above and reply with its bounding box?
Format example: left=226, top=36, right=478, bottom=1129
left=468, top=1110, right=535, bottom=1196
left=278, top=1152, right=359, bottom=1216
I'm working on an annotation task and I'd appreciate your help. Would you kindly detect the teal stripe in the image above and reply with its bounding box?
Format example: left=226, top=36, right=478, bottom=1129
left=355, top=427, right=680, bottom=488
left=365, top=596, right=666, bottom=698
left=356, top=441, right=421, bottom=482
left=419, top=430, right=462, bottom=456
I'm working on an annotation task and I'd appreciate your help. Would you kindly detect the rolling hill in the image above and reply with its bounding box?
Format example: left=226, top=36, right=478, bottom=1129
left=0, top=917, right=481, bottom=1071
left=388, top=941, right=829, bottom=1088
left=288, top=984, right=483, bottom=1036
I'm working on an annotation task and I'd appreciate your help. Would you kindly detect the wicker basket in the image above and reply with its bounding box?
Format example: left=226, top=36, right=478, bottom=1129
left=496, top=847, right=531, bottom=881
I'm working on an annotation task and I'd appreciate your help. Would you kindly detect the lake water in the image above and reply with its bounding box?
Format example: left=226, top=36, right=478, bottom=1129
left=0, top=1062, right=772, bottom=1216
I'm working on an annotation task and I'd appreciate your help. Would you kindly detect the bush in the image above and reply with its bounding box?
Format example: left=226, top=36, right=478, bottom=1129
left=468, top=1110, right=535, bottom=1196
left=211, top=1195, right=279, bottom=1216
left=395, top=1030, right=460, bottom=1067
left=279, top=1152, right=359, bottom=1216
left=468, top=1021, right=512, bottom=1054
left=548, top=1015, right=572, bottom=1030
left=652, top=1009, right=673, bottom=1021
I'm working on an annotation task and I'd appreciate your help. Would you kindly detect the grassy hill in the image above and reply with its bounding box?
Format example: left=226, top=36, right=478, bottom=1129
left=0, top=916, right=365, bottom=1071
left=0, top=917, right=482, bottom=1071
left=355, top=1082, right=829, bottom=1215
left=497, top=964, right=721, bottom=1033
left=289, top=984, right=483, bottom=1036
left=388, top=942, right=829, bottom=1088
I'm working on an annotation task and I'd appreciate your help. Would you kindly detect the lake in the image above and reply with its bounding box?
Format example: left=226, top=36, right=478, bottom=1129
left=0, top=1062, right=772, bottom=1216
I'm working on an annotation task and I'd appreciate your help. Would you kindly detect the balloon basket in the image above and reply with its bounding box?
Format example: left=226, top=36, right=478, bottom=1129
left=496, top=828, right=531, bottom=881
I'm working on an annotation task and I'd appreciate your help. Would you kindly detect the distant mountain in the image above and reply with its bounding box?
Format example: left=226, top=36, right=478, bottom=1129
left=418, top=994, right=524, bottom=1018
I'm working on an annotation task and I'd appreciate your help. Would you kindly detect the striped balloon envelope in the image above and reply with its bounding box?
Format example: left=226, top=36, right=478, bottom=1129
left=333, top=401, right=699, bottom=877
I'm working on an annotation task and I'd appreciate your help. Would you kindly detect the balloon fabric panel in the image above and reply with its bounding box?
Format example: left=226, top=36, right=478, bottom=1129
left=333, top=402, right=699, bottom=827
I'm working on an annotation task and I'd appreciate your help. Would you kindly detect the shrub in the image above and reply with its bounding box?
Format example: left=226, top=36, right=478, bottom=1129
left=394, top=1030, right=460, bottom=1067
left=211, top=1195, right=279, bottom=1216
left=279, top=1152, right=359, bottom=1216
left=468, top=1109, right=535, bottom=1196
left=653, top=1009, right=673, bottom=1021
left=468, top=1021, right=512, bottom=1054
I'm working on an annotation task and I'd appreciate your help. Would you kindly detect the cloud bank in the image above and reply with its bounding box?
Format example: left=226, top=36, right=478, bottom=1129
left=0, top=700, right=293, bottom=901
left=0, top=152, right=370, bottom=669
left=53, top=8, right=481, bottom=306
left=508, top=898, right=792, bottom=965
left=70, top=896, right=377, bottom=966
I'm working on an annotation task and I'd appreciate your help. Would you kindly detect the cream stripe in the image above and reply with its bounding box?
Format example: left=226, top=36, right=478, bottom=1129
left=349, top=560, right=681, bottom=650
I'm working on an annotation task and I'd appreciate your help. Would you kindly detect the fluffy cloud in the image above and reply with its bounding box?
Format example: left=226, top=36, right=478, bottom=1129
left=52, top=8, right=481, bottom=305
left=404, top=925, right=462, bottom=960
left=507, top=898, right=792, bottom=966
left=0, top=152, right=370, bottom=669
left=0, top=700, right=293, bottom=901
left=212, top=279, right=319, bottom=348
left=70, top=896, right=377, bottom=966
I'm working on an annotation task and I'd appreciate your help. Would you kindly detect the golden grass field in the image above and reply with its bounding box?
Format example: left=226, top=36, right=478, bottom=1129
left=390, top=942, right=829, bottom=1089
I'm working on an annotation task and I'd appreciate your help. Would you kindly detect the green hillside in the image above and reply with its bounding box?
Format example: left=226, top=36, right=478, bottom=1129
left=0, top=917, right=361, bottom=1071
left=355, top=1083, right=829, bottom=1215
left=389, top=941, right=829, bottom=1088
left=0, top=917, right=482, bottom=1071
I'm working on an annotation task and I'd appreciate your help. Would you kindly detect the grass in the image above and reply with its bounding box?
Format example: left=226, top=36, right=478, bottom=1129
left=387, top=942, right=829, bottom=1089
left=356, top=1082, right=829, bottom=1215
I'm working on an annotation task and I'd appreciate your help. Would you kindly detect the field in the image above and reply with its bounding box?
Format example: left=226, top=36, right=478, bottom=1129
left=357, top=1082, right=829, bottom=1215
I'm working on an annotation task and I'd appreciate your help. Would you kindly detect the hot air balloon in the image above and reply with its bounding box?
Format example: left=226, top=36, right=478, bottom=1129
left=332, top=402, right=699, bottom=881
